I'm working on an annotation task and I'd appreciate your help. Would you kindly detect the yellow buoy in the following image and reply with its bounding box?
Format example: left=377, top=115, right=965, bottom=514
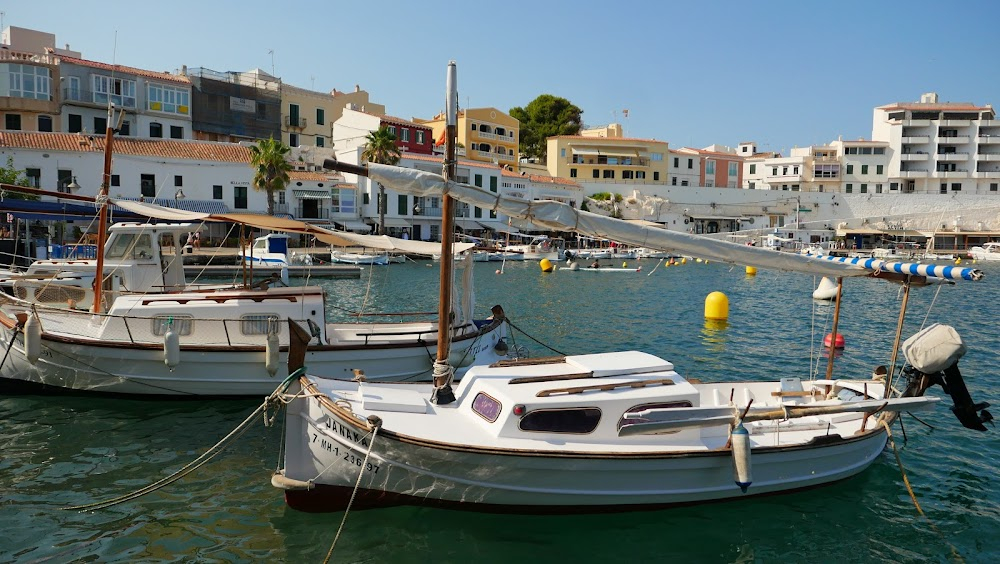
left=622, top=261, right=628, bottom=268
left=539, top=258, right=554, bottom=273
left=955, top=257, right=962, bottom=264
left=705, top=291, right=729, bottom=320
left=695, top=258, right=702, bottom=263
left=681, top=258, right=687, bottom=264
left=745, top=266, right=757, bottom=276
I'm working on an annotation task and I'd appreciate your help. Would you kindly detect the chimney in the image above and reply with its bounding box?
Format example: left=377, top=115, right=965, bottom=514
left=355, top=84, right=360, bottom=92
left=920, top=92, right=939, bottom=104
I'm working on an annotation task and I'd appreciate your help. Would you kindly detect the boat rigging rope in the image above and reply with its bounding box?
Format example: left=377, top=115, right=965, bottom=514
left=505, top=317, right=568, bottom=357
left=324, top=422, right=381, bottom=564
left=918, top=282, right=945, bottom=332
left=62, top=368, right=305, bottom=512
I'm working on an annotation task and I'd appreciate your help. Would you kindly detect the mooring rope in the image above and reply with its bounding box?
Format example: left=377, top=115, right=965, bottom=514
left=324, top=422, right=381, bottom=563
left=879, top=420, right=965, bottom=562
left=505, top=318, right=568, bottom=357
left=63, top=368, right=305, bottom=512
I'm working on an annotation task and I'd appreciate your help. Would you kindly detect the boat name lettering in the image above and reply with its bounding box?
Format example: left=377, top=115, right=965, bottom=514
left=324, top=418, right=370, bottom=447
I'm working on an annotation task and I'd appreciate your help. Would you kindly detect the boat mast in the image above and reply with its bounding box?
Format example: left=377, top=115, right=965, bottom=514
left=823, top=276, right=844, bottom=379
left=431, top=61, right=459, bottom=405
left=92, top=103, right=120, bottom=314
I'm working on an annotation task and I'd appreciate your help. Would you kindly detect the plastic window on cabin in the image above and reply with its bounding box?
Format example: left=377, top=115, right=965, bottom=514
left=241, top=314, right=281, bottom=336
left=152, top=315, right=193, bottom=336
left=616, top=401, right=693, bottom=434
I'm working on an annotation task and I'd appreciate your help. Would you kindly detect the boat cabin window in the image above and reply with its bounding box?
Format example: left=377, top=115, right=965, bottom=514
left=106, top=233, right=155, bottom=260
left=240, top=314, right=281, bottom=336
left=151, top=315, right=193, bottom=336
left=519, top=408, right=601, bottom=434
left=617, top=401, right=693, bottom=434
left=471, top=392, right=502, bottom=423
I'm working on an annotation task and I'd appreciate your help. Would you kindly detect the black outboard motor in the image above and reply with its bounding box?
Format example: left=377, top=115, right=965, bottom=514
left=901, top=323, right=992, bottom=432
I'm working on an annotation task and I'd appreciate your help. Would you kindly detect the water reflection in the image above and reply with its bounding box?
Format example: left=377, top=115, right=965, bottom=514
left=701, top=319, right=729, bottom=353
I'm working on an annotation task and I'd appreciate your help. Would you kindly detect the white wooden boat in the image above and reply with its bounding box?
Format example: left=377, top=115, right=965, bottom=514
left=503, top=236, right=565, bottom=260
left=330, top=250, right=390, bottom=265
left=273, top=321, right=987, bottom=513
left=0, top=217, right=508, bottom=396
left=969, top=242, right=1000, bottom=261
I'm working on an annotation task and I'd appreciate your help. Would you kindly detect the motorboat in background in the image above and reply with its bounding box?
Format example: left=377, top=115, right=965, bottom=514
left=330, top=250, right=390, bottom=265
left=502, top=235, right=565, bottom=260
left=969, top=242, right=1000, bottom=261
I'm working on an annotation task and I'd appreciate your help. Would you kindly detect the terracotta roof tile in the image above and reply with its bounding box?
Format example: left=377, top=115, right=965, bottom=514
left=58, top=56, right=190, bottom=85
left=0, top=132, right=249, bottom=162
left=352, top=108, right=429, bottom=129
left=289, top=171, right=340, bottom=181
left=683, top=147, right=744, bottom=159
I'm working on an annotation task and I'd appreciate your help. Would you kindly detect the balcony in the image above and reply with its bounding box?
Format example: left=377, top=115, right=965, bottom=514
left=902, top=136, right=930, bottom=144
left=474, top=130, right=498, bottom=140
left=900, top=153, right=929, bottom=161
left=973, top=171, right=1000, bottom=178
left=899, top=170, right=930, bottom=178
left=933, top=170, right=968, bottom=178
left=976, top=154, right=1000, bottom=161
left=978, top=134, right=1000, bottom=143
left=284, top=115, right=306, bottom=128
left=412, top=205, right=442, bottom=218
left=936, top=152, right=969, bottom=161
left=936, top=136, right=970, bottom=144
left=475, top=150, right=515, bottom=162
left=942, top=120, right=972, bottom=127
left=62, top=88, right=137, bottom=109
left=0, top=50, right=58, bottom=65
left=273, top=203, right=289, bottom=214
left=902, top=119, right=931, bottom=127
left=295, top=206, right=329, bottom=220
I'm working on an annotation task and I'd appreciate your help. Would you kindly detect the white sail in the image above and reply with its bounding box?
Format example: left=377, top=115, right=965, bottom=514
left=366, top=163, right=984, bottom=281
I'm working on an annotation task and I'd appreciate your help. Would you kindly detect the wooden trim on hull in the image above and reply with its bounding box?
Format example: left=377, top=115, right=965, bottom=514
left=283, top=473, right=867, bottom=515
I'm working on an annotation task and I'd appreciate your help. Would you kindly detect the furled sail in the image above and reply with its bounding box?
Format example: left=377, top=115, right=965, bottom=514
left=365, top=163, right=984, bottom=281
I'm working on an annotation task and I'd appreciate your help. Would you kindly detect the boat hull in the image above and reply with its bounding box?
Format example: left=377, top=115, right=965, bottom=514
left=278, top=381, right=888, bottom=513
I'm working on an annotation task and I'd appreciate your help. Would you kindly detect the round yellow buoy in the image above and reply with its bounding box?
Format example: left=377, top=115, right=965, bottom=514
left=746, top=266, right=757, bottom=276
left=681, top=258, right=687, bottom=264
left=695, top=258, right=702, bottom=263
left=539, top=258, right=554, bottom=273
left=622, top=261, right=628, bottom=268
left=705, top=291, right=729, bottom=320
left=955, top=257, right=962, bottom=264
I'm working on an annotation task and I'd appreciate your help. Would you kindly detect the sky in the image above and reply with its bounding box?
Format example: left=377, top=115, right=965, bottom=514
left=6, top=0, right=1000, bottom=155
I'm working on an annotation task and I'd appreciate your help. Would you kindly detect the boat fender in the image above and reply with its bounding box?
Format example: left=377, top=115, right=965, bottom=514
left=266, top=331, right=280, bottom=377
left=25, top=311, right=41, bottom=364
left=731, top=421, right=753, bottom=493
left=163, top=325, right=180, bottom=369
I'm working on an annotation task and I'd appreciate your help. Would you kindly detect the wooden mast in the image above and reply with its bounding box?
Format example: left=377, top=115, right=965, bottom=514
left=823, top=276, right=844, bottom=379
left=92, top=104, right=117, bottom=314
left=431, top=61, right=459, bottom=405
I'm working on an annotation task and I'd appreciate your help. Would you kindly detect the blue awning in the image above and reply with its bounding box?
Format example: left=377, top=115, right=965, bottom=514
left=2, top=199, right=146, bottom=222
left=118, top=198, right=231, bottom=214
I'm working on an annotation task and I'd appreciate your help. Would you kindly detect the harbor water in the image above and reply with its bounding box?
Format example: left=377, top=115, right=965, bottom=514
left=2, top=257, right=998, bottom=562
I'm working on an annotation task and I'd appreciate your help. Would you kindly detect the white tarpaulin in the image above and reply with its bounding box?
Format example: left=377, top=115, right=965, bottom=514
left=366, top=163, right=984, bottom=281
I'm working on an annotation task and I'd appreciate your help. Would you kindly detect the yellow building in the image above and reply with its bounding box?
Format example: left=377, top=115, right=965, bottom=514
left=414, top=107, right=519, bottom=171
left=546, top=129, right=669, bottom=184
left=281, top=84, right=384, bottom=149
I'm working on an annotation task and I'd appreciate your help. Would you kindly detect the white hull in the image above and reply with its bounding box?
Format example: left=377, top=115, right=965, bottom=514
left=275, top=351, right=918, bottom=513
left=330, top=251, right=390, bottom=265
left=969, top=245, right=1000, bottom=261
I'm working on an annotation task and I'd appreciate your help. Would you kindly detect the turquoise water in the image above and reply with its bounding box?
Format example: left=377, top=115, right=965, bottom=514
left=2, top=259, right=998, bottom=562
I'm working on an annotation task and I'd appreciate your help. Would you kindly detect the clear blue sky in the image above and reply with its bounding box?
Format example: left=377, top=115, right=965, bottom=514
left=6, top=0, right=1000, bottom=154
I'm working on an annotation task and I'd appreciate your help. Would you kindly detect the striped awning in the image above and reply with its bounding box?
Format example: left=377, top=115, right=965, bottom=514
left=124, top=198, right=230, bottom=214
left=292, top=190, right=332, bottom=200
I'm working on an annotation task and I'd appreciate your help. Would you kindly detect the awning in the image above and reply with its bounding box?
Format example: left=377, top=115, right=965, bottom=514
left=688, top=216, right=742, bottom=221
left=454, top=219, right=483, bottom=230
left=381, top=218, right=412, bottom=228
left=292, top=190, right=332, bottom=200
left=836, top=227, right=884, bottom=236
left=333, top=219, right=371, bottom=233
left=477, top=221, right=500, bottom=231
left=571, top=148, right=601, bottom=155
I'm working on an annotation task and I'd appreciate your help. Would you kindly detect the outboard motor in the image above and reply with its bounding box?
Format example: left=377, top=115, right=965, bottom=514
left=901, top=323, right=992, bottom=432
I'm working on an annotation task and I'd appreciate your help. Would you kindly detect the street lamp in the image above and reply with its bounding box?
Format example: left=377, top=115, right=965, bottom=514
left=174, top=188, right=186, bottom=209
left=66, top=176, right=81, bottom=192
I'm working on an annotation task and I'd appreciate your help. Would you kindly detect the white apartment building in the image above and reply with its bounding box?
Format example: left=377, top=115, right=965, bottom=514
left=872, top=92, right=999, bottom=195
left=668, top=148, right=700, bottom=186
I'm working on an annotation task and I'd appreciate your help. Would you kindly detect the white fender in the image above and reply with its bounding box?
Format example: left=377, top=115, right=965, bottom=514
left=163, top=327, right=180, bottom=368
left=265, top=331, right=280, bottom=377
left=24, top=312, right=41, bottom=364
left=279, top=266, right=290, bottom=286
left=731, top=421, right=753, bottom=493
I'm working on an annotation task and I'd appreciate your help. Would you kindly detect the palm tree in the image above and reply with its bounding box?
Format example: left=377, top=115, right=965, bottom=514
left=361, top=126, right=401, bottom=234
left=249, top=137, right=292, bottom=216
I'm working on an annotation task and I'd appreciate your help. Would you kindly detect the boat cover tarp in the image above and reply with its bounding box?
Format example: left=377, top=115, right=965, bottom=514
left=365, top=163, right=983, bottom=281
